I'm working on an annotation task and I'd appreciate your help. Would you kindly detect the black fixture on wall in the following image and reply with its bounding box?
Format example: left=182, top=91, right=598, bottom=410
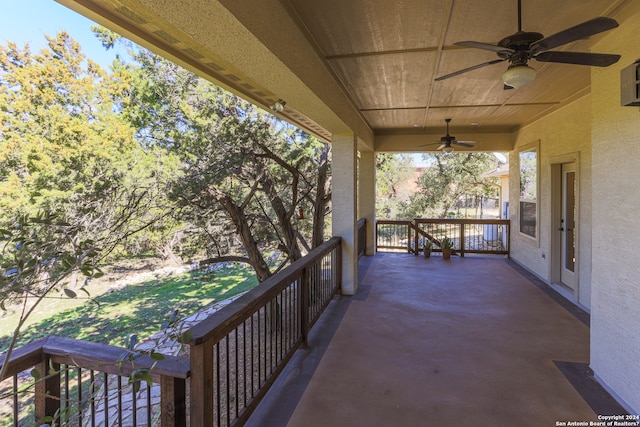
left=621, top=59, right=640, bottom=106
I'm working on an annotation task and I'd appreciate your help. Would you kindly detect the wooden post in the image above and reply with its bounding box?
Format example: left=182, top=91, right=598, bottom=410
left=161, top=376, right=187, bottom=427
left=190, top=344, right=214, bottom=427
left=507, top=222, right=511, bottom=258
left=413, top=220, right=419, bottom=255
left=460, top=222, right=466, bottom=257
left=336, top=243, right=343, bottom=294
left=374, top=220, right=378, bottom=253
left=35, top=355, right=60, bottom=425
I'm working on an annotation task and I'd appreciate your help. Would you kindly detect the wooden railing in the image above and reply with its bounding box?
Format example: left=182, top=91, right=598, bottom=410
left=376, top=218, right=510, bottom=257
left=0, top=336, right=189, bottom=426
left=357, top=218, right=366, bottom=258
left=186, top=237, right=342, bottom=426
left=1, top=237, right=343, bottom=427
left=375, top=220, right=414, bottom=252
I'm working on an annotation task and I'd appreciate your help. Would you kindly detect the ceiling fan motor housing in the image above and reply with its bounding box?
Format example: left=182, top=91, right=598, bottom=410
left=498, top=31, right=544, bottom=50
left=498, top=31, right=544, bottom=64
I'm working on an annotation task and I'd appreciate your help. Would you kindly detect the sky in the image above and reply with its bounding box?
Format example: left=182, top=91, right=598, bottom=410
left=0, top=0, right=118, bottom=68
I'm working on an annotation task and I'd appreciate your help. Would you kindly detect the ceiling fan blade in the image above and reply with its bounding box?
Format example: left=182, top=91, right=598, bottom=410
left=435, top=59, right=505, bottom=81
left=416, top=142, right=441, bottom=148
left=531, top=17, right=619, bottom=53
left=535, top=51, right=620, bottom=67
left=455, top=41, right=513, bottom=54
left=437, top=144, right=446, bottom=151
left=453, top=141, right=476, bottom=148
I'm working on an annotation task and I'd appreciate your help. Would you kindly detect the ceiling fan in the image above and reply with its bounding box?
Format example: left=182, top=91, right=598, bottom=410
left=418, top=118, right=476, bottom=153
left=435, top=0, right=621, bottom=89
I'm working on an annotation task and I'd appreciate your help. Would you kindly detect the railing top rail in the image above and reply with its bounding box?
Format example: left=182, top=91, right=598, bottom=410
left=0, top=338, right=46, bottom=379
left=187, top=237, right=342, bottom=346
left=377, top=218, right=509, bottom=225
left=44, top=336, right=190, bottom=379
left=414, top=218, right=510, bottom=225
left=1, top=336, right=190, bottom=381
left=376, top=219, right=413, bottom=225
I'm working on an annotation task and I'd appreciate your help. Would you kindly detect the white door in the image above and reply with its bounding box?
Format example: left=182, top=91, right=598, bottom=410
left=560, top=163, right=577, bottom=288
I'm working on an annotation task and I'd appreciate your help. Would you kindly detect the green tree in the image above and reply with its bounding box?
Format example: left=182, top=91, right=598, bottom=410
left=402, top=152, right=498, bottom=218
left=0, top=34, right=184, bottom=419
left=0, top=31, right=185, bottom=374
left=0, top=213, right=104, bottom=382
left=0, top=32, right=182, bottom=258
left=376, top=153, right=415, bottom=219
left=102, top=37, right=331, bottom=282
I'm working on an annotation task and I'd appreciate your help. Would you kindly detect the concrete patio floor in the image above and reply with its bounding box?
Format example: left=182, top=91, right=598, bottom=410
left=247, top=253, right=626, bottom=427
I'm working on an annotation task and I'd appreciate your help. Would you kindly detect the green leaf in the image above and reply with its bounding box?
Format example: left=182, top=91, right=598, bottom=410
left=132, top=370, right=154, bottom=387
left=31, top=368, right=42, bottom=380
left=63, top=288, right=77, bottom=298
left=181, top=331, right=193, bottom=343
left=126, top=334, right=138, bottom=350
left=116, top=351, right=128, bottom=364
left=61, top=258, right=73, bottom=269
left=29, top=216, right=52, bottom=225
left=150, top=351, right=165, bottom=361
left=49, top=359, right=57, bottom=375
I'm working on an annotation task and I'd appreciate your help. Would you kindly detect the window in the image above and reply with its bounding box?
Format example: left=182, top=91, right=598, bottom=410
left=519, top=142, right=538, bottom=239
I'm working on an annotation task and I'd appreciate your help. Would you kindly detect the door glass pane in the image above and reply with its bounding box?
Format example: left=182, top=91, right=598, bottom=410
left=565, top=171, right=575, bottom=272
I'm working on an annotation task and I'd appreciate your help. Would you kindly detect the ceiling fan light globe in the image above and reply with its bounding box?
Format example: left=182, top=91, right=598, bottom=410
left=443, top=146, right=454, bottom=153
left=502, top=65, right=536, bottom=88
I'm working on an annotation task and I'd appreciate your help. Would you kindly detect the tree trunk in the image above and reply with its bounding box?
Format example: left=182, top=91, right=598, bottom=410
left=213, top=190, right=272, bottom=282
left=258, top=167, right=302, bottom=262
left=312, top=144, right=330, bottom=248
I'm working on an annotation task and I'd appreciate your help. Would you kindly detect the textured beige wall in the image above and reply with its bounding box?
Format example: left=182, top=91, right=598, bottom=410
left=589, top=9, right=640, bottom=413
left=509, top=95, right=593, bottom=308
left=358, top=151, right=376, bottom=255
left=332, top=134, right=359, bottom=295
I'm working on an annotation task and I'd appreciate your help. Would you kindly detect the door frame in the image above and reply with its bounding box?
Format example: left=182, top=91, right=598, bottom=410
left=550, top=153, right=580, bottom=301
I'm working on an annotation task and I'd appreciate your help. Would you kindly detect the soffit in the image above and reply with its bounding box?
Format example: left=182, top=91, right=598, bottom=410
left=58, top=0, right=640, bottom=152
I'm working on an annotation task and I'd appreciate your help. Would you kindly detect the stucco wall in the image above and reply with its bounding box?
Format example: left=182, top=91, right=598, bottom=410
left=589, top=9, right=640, bottom=413
left=509, top=96, right=593, bottom=308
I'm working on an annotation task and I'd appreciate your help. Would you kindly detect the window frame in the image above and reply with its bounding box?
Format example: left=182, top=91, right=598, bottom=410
left=518, top=140, right=539, bottom=243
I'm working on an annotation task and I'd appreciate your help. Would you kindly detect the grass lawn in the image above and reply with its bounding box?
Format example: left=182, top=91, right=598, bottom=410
left=0, top=263, right=258, bottom=352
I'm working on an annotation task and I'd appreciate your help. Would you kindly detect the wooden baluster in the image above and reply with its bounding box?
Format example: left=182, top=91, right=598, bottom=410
left=35, top=354, right=60, bottom=425
left=160, top=376, right=187, bottom=427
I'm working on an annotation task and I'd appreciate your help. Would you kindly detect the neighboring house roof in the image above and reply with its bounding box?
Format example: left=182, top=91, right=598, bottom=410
left=483, top=163, right=509, bottom=178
